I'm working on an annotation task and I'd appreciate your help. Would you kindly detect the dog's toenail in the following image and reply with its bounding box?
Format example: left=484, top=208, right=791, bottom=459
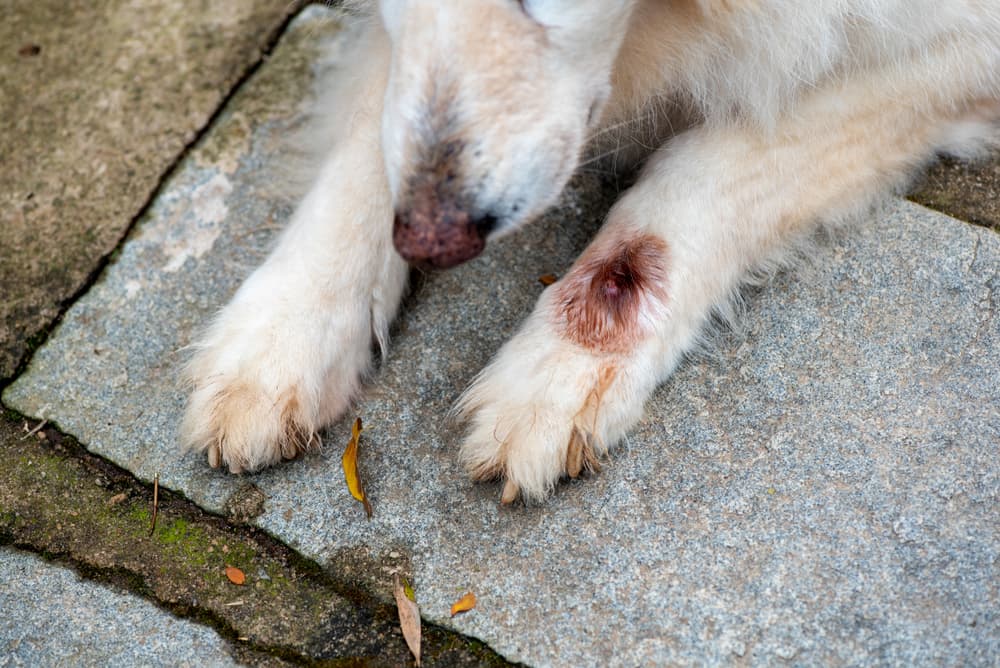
left=566, top=428, right=586, bottom=478
left=500, top=479, right=519, bottom=505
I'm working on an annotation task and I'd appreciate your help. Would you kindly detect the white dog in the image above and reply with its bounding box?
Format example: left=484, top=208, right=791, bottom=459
left=182, top=0, right=1000, bottom=503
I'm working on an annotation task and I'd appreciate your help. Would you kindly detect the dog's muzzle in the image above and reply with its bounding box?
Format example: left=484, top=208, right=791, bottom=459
left=392, top=194, right=497, bottom=270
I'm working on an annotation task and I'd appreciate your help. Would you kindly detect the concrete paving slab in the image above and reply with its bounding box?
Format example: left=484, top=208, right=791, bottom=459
left=0, top=0, right=300, bottom=379
left=5, top=6, right=999, bottom=665
left=0, top=547, right=241, bottom=667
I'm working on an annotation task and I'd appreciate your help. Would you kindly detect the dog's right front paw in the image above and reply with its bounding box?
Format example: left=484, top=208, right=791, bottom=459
left=181, top=320, right=370, bottom=473
left=182, top=372, right=323, bottom=474
left=181, top=278, right=374, bottom=473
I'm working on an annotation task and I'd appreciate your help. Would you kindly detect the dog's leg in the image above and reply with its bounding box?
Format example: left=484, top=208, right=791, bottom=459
left=181, top=26, right=406, bottom=473
left=459, top=66, right=998, bottom=503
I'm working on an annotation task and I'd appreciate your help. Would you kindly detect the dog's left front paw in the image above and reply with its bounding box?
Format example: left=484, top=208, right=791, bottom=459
left=457, top=308, right=648, bottom=504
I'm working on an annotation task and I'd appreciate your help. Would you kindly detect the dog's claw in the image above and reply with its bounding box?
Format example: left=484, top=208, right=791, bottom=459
left=500, top=478, right=519, bottom=505
left=566, top=427, right=586, bottom=478
left=207, top=443, right=221, bottom=469
left=565, top=426, right=601, bottom=479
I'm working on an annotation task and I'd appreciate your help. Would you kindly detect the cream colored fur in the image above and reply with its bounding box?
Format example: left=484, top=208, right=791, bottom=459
left=182, top=0, right=1000, bottom=499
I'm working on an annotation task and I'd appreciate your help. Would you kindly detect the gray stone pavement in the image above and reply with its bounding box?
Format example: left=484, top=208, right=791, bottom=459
left=0, top=548, right=240, bottom=667
left=4, top=5, right=999, bottom=666
left=0, top=0, right=301, bottom=379
left=3, top=3, right=1000, bottom=667
left=0, top=412, right=507, bottom=666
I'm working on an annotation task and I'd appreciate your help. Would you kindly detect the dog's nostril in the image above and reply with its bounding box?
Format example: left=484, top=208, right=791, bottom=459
left=475, top=214, right=498, bottom=238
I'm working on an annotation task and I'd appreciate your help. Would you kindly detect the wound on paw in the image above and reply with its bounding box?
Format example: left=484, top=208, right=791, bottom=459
left=555, top=232, right=669, bottom=353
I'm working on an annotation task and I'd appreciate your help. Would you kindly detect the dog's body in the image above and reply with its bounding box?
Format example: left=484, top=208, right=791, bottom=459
left=182, top=0, right=1000, bottom=502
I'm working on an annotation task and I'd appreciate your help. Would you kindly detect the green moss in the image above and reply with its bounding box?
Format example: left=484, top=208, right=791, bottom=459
left=222, top=540, right=257, bottom=565
left=152, top=518, right=215, bottom=569
left=158, top=518, right=189, bottom=543
left=13, top=451, right=72, bottom=487
left=0, top=509, right=17, bottom=529
left=128, top=504, right=151, bottom=524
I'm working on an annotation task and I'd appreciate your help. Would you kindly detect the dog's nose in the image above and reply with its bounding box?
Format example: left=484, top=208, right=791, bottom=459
left=393, top=202, right=497, bottom=270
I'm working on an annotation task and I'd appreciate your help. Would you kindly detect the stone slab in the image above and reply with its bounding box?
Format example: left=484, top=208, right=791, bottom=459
left=0, top=412, right=508, bottom=666
left=0, top=548, right=240, bottom=667
left=0, top=0, right=300, bottom=379
left=5, top=7, right=999, bottom=666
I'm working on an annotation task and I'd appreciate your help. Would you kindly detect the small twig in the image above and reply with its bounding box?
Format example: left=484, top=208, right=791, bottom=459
left=224, top=600, right=246, bottom=607
left=148, top=474, right=159, bottom=537
left=19, top=418, right=47, bottom=441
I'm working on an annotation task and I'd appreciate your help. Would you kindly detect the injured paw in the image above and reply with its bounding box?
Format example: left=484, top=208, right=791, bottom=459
left=456, top=302, right=644, bottom=503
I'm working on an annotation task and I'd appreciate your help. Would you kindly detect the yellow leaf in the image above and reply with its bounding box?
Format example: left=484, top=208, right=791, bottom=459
left=538, top=273, right=558, bottom=286
left=341, top=417, right=372, bottom=518
left=394, top=573, right=421, bottom=666
left=450, top=591, right=477, bottom=617
left=402, top=576, right=416, bottom=602
left=225, top=566, right=246, bottom=586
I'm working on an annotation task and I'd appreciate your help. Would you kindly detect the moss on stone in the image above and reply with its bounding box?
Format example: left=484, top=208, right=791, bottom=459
left=0, top=410, right=512, bottom=665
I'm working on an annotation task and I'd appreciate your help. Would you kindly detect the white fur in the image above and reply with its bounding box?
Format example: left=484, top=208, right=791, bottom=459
left=182, top=0, right=1000, bottom=500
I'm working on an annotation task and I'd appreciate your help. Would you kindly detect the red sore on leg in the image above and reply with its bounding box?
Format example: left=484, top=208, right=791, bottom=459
left=554, top=232, right=669, bottom=354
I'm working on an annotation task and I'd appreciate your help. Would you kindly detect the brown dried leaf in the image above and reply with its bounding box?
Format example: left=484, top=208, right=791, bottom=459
left=538, top=273, right=558, bottom=286
left=394, top=573, right=421, bottom=666
left=450, top=591, right=477, bottom=617
left=225, top=566, right=246, bottom=586
left=341, top=417, right=372, bottom=518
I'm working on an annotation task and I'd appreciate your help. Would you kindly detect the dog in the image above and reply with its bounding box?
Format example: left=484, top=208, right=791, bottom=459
left=182, top=0, right=1000, bottom=503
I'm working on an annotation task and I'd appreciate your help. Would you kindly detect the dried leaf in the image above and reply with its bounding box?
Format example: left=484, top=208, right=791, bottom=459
left=394, top=573, right=421, bottom=666
left=225, top=566, right=246, bottom=586
left=450, top=591, right=477, bottom=617
left=538, top=273, right=558, bottom=286
left=341, top=417, right=372, bottom=518
left=402, top=576, right=416, bottom=602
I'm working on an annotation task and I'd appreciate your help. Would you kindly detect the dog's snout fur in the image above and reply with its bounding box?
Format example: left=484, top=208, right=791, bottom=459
left=391, top=133, right=498, bottom=269
left=392, top=187, right=491, bottom=269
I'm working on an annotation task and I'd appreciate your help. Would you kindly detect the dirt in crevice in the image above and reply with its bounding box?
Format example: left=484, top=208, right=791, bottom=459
left=909, top=154, right=1000, bottom=231
left=0, top=409, right=513, bottom=667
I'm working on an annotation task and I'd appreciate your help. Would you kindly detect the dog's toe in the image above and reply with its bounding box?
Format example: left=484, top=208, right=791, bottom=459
left=207, top=443, right=221, bottom=469
left=181, top=365, right=327, bottom=475
left=456, top=309, right=643, bottom=503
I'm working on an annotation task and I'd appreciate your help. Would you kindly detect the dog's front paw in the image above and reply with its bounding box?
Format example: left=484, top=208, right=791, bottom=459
left=181, top=366, right=326, bottom=474
left=181, top=272, right=374, bottom=473
left=457, top=308, right=648, bottom=504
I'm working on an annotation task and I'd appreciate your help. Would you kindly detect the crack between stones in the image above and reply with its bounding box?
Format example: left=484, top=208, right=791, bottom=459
left=0, top=408, right=513, bottom=666
left=0, top=1, right=313, bottom=394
